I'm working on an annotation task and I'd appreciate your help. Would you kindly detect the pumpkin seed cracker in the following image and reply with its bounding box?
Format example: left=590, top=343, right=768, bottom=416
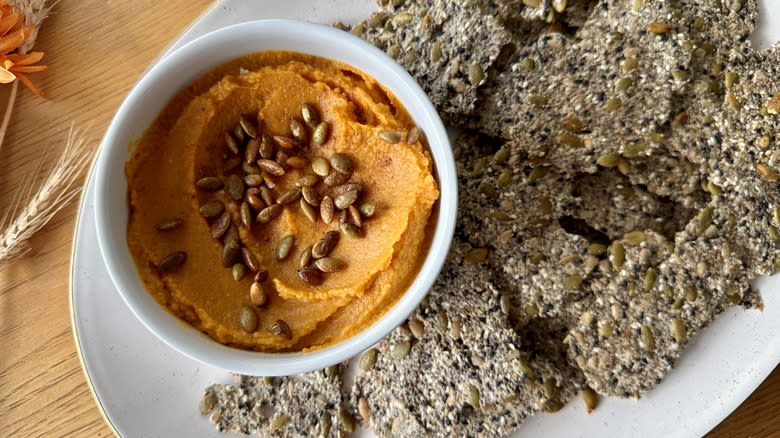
left=350, top=0, right=512, bottom=123
left=200, top=365, right=345, bottom=437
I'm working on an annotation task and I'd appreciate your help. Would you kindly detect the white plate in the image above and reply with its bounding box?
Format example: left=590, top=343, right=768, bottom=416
left=71, top=1, right=780, bottom=437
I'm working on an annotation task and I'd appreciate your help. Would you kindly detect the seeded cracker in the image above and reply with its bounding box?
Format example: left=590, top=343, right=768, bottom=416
left=566, top=168, right=694, bottom=240
left=350, top=0, right=512, bottom=123
left=473, top=0, right=691, bottom=175
left=453, top=133, right=577, bottom=244
left=200, top=366, right=344, bottom=437
left=352, top=240, right=573, bottom=437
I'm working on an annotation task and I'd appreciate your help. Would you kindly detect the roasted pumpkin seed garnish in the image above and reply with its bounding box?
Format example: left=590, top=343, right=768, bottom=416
left=156, top=218, right=183, bottom=231
left=196, top=176, right=223, bottom=191
left=158, top=251, right=187, bottom=273
left=378, top=129, right=402, bottom=144
left=269, top=319, right=292, bottom=339
left=239, top=306, right=258, bottom=333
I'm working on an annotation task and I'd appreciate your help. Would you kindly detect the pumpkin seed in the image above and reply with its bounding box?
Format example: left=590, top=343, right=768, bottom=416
left=313, top=231, right=339, bottom=259
left=210, top=212, right=231, bottom=239
left=668, top=317, right=687, bottom=342
left=615, top=77, right=633, bottom=92
left=623, top=230, right=646, bottom=245
left=244, top=173, right=263, bottom=187
left=254, top=270, right=269, bottom=283
left=301, top=103, right=320, bottom=127
left=724, top=71, right=739, bottom=88
left=647, top=21, right=670, bottom=33
left=225, top=132, right=239, bottom=154
left=239, top=116, right=257, bottom=138
left=599, top=321, right=614, bottom=337
left=696, top=207, right=714, bottom=234
left=358, top=397, right=370, bottom=421
left=196, top=176, right=223, bottom=191
left=200, top=392, right=217, bottom=415
left=244, top=138, right=260, bottom=164
left=518, top=359, right=536, bottom=380
left=755, top=163, right=779, bottom=181
left=156, top=218, right=183, bottom=231
left=334, top=190, right=359, bottom=210
left=349, top=205, right=362, bottom=227
left=467, top=384, right=481, bottom=409
left=672, top=69, right=690, bottom=82
left=277, top=187, right=302, bottom=204
left=311, top=156, right=330, bottom=177
left=359, top=203, right=376, bottom=218
left=671, top=297, right=684, bottom=310
left=528, top=94, right=548, bottom=106
left=406, top=126, right=420, bottom=144
left=286, top=156, right=308, bottom=169
left=299, top=245, right=313, bottom=268
left=158, top=251, right=186, bottom=273
left=430, top=39, right=442, bottom=63
left=249, top=281, right=267, bottom=306
left=257, top=159, right=285, bottom=176
left=610, top=241, right=626, bottom=270
left=378, top=129, right=402, bottom=144
left=232, top=263, right=246, bottom=281
left=290, top=119, right=308, bottom=144
left=408, top=317, right=424, bottom=339
left=605, top=97, right=622, bottom=111
left=269, top=319, right=292, bottom=339
left=238, top=202, right=253, bottom=228
left=292, top=175, right=317, bottom=189
left=297, top=267, right=324, bottom=285
left=588, top=243, right=607, bottom=256
left=727, top=92, right=741, bottom=110
left=324, top=170, right=350, bottom=186
left=273, top=135, right=297, bottom=150
left=622, top=57, right=638, bottom=73
left=319, top=196, right=335, bottom=224
left=247, top=194, right=266, bottom=212
left=497, top=170, right=513, bottom=187
left=259, top=134, right=274, bottom=159
left=312, top=122, right=329, bottom=146
left=339, top=408, right=355, bottom=433
left=555, top=133, right=583, bottom=148
left=241, top=248, right=260, bottom=272
left=332, top=182, right=364, bottom=196
left=468, top=62, right=484, bottom=85
left=391, top=340, right=411, bottom=359
left=769, top=225, right=780, bottom=245
left=239, top=306, right=258, bottom=332
left=436, top=309, right=449, bottom=332
left=528, top=166, right=549, bottom=181
left=225, top=175, right=244, bottom=201
left=596, top=153, right=620, bottom=168
left=330, top=153, right=354, bottom=175
left=561, top=115, right=585, bottom=133
left=543, top=378, right=557, bottom=399
left=242, top=161, right=262, bottom=175
left=222, top=242, right=240, bottom=268
left=199, top=200, right=225, bottom=218
left=386, top=44, right=401, bottom=58
left=276, top=235, right=295, bottom=260
left=640, top=325, right=656, bottom=351
left=359, top=348, right=378, bottom=371
left=563, top=274, right=582, bottom=291
left=223, top=223, right=239, bottom=247
left=269, top=414, right=290, bottom=431
left=314, top=257, right=346, bottom=273
left=300, top=198, right=317, bottom=223
left=644, top=267, right=657, bottom=291
left=256, top=204, right=283, bottom=224
left=623, top=141, right=646, bottom=158
left=255, top=186, right=272, bottom=206
left=582, top=387, right=598, bottom=413
left=464, top=247, right=488, bottom=264
left=340, top=222, right=363, bottom=238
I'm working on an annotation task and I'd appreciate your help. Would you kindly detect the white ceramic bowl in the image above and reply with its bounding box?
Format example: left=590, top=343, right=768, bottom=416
left=93, top=20, right=456, bottom=376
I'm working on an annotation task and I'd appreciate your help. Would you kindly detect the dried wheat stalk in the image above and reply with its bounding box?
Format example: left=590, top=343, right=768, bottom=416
left=0, top=124, right=91, bottom=262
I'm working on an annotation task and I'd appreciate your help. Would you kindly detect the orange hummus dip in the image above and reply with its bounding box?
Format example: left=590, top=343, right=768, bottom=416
left=126, top=51, right=439, bottom=352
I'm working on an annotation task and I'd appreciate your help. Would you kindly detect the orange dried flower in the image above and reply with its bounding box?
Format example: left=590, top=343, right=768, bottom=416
left=0, top=1, right=46, bottom=97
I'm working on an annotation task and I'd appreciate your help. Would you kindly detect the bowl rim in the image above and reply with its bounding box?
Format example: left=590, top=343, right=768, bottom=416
left=92, top=18, right=457, bottom=376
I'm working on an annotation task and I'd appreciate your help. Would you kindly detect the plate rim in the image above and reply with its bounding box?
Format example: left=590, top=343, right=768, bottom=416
left=68, top=1, right=780, bottom=436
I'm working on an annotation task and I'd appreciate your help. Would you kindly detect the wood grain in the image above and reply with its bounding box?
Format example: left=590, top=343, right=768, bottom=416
left=0, top=0, right=776, bottom=437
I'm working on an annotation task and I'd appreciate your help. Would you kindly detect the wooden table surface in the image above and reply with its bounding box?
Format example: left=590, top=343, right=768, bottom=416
left=0, top=0, right=777, bottom=436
